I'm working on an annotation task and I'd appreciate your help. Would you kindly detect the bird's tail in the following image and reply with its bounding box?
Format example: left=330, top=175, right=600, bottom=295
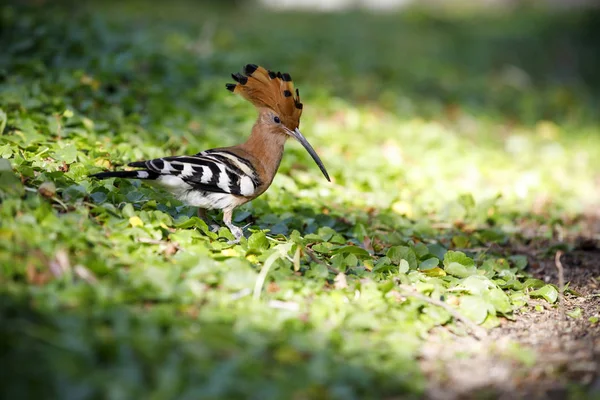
left=90, top=170, right=158, bottom=180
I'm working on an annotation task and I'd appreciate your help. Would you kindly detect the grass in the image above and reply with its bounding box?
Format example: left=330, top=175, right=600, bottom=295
left=1, top=1, right=599, bottom=398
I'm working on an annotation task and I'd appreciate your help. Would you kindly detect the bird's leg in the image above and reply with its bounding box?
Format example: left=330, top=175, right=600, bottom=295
left=197, top=208, right=220, bottom=232
left=223, top=209, right=243, bottom=244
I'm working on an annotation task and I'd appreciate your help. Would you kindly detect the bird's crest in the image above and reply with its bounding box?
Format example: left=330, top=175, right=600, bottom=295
left=226, top=64, right=303, bottom=130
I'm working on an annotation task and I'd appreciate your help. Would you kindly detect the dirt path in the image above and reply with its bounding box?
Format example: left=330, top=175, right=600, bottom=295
left=420, top=235, right=600, bottom=399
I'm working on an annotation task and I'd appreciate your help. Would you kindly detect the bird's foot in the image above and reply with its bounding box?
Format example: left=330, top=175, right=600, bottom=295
left=226, top=224, right=244, bottom=245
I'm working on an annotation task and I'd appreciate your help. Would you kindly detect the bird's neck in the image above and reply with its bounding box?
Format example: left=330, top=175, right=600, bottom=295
left=240, top=123, right=288, bottom=185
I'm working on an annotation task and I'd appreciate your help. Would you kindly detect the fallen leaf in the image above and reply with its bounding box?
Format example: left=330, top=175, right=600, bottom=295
left=334, top=272, right=348, bottom=289
left=129, top=216, right=144, bottom=227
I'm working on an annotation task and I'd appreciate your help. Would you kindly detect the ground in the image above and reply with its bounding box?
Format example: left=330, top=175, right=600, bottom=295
left=423, top=235, right=600, bottom=399
left=1, top=1, right=599, bottom=399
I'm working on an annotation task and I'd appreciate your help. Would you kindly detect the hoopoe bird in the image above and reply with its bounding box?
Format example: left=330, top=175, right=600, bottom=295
left=92, top=64, right=330, bottom=242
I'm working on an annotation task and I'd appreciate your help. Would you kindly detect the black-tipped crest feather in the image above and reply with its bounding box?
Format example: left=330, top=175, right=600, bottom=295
left=232, top=73, right=247, bottom=85
left=226, top=64, right=303, bottom=130
left=244, top=64, right=258, bottom=75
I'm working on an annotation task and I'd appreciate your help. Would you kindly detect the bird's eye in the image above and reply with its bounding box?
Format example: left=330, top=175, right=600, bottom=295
left=273, top=116, right=281, bottom=124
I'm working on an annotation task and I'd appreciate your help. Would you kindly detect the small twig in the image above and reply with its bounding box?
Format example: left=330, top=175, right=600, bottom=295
left=304, top=246, right=340, bottom=275
left=74, top=265, right=98, bottom=284
left=397, top=284, right=488, bottom=340
left=452, top=247, right=492, bottom=254
left=48, top=249, right=71, bottom=278
left=51, top=196, right=69, bottom=211
left=430, top=222, right=453, bottom=229
left=555, top=250, right=565, bottom=318
left=527, top=298, right=554, bottom=311
left=268, top=300, right=300, bottom=312
left=231, top=288, right=252, bottom=300
left=253, top=244, right=293, bottom=301
left=137, top=237, right=167, bottom=245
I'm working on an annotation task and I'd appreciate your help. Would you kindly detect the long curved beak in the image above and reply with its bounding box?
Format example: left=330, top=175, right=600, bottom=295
left=285, top=127, right=330, bottom=182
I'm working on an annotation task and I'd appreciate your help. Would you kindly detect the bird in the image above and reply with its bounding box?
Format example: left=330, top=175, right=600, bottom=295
left=91, top=64, right=330, bottom=242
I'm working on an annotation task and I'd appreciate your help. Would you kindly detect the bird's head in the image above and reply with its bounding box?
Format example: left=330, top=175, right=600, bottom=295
left=226, top=64, right=330, bottom=182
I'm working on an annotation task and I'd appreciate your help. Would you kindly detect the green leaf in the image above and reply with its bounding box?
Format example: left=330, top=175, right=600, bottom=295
left=458, top=295, right=489, bottom=325
left=443, top=251, right=475, bottom=268
left=509, top=255, right=528, bottom=270
left=52, top=143, right=78, bottom=163
left=312, top=242, right=333, bottom=254
left=247, top=231, right=269, bottom=251
left=331, top=245, right=371, bottom=258
left=427, top=243, right=446, bottom=260
left=345, top=254, right=358, bottom=268
left=303, top=233, right=323, bottom=242
left=0, top=144, right=13, bottom=158
left=372, top=257, right=394, bottom=273
left=452, top=235, right=470, bottom=248
left=169, top=229, right=203, bottom=244
left=90, top=191, right=107, bottom=204
left=529, top=284, right=559, bottom=303
left=422, top=304, right=452, bottom=325
left=493, top=258, right=511, bottom=271
left=523, top=278, right=545, bottom=289
left=126, top=191, right=145, bottom=202
left=444, top=262, right=476, bottom=278
left=175, top=216, right=209, bottom=232
left=460, top=276, right=492, bottom=295
left=488, top=287, right=512, bottom=314
left=481, top=313, right=501, bottom=329
left=379, top=280, right=394, bottom=294
left=413, top=242, right=429, bottom=258
left=477, top=229, right=508, bottom=244
left=458, top=193, right=475, bottom=211
left=566, top=307, right=582, bottom=319
left=306, top=262, right=329, bottom=279
left=317, top=226, right=337, bottom=241
left=421, top=267, right=446, bottom=277
left=386, top=246, right=417, bottom=269
left=502, top=279, right=523, bottom=290
left=0, top=158, right=24, bottom=197
left=352, top=223, right=368, bottom=242
left=330, top=253, right=346, bottom=271
left=330, top=234, right=346, bottom=244
left=122, top=203, right=135, bottom=218
left=479, top=260, right=496, bottom=278
left=418, top=257, right=439, bottom=271
left=398, top=259, right=410, bottom=273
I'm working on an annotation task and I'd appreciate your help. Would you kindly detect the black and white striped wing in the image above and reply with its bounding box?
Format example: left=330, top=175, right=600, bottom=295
left=129, top=150, right=260, bottom=197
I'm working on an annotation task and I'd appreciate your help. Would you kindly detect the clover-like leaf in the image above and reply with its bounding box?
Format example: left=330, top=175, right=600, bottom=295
left=387, top=246, right=417, bottom=270
left=458, top=295, right=489, bottom=325
left=443, top=251, right=475, bottom=268
left=529, top=284, right=559, bottom=304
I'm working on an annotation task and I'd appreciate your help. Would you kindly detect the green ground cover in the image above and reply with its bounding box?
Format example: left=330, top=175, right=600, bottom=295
left=1, top=2, right=599, bottom=398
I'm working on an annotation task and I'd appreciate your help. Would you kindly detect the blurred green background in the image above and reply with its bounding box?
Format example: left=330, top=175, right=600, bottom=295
left=1, top=0, right=599, bottom=399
